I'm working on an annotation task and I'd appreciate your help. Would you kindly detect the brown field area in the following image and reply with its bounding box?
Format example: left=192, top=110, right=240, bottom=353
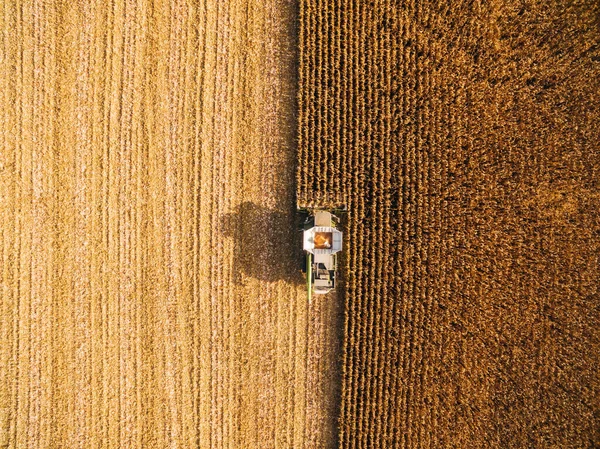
left=298, top=0, right=600, bottom=447
left=0, top=0, right=342, bottom=448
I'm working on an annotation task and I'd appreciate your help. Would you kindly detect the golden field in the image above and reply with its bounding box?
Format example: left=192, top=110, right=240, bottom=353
left=298, top=0, right=600, bottom=447
left=0, top=0, right=340, bottom=447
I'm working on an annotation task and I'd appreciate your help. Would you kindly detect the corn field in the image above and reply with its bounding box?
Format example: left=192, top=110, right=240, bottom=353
left=1, top=0, right=599, bottom=447
left=298, top=0, right=600, bottom=447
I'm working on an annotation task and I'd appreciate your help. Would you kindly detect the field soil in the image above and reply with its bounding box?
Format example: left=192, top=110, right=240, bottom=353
left=298, top=0, right=600, bottom=447
left=0, top=1, right=341, bottom=448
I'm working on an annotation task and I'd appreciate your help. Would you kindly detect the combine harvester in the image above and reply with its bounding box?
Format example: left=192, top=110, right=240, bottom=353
left=301, top=209, right=343, bottom=299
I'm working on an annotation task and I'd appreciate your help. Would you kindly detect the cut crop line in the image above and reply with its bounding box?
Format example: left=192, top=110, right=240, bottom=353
left=191, top=0, right=208, bottom=443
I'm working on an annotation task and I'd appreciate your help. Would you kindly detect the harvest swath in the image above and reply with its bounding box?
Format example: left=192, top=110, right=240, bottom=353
left=0, top=0, right=339, bottom=448
left=298, top=0, right=600, bottom=447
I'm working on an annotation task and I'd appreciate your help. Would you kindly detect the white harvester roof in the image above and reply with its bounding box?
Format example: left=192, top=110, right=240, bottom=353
left=303, top=210, right=342, bottom=255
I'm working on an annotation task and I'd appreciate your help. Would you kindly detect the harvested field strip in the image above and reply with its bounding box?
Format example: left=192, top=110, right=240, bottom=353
left=1, top=0, right=341, bottom=448
left=298, top=0, right=600, bottom=447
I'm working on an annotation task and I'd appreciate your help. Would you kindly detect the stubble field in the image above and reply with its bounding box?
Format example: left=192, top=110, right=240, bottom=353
left=0, top=0, right=342, bottom=448
left=298, top=0, right=600, bottom=447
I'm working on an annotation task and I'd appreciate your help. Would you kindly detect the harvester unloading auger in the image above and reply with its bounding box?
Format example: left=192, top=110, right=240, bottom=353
left=301, top=209, right=343, bottom=300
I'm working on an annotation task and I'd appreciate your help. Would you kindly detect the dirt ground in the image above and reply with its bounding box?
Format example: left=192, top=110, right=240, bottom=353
left=0, top=1, right=341, bottom=448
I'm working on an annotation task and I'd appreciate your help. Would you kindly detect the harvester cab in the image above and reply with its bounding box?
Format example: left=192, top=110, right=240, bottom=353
left=302, top=209, right=343, bottom=297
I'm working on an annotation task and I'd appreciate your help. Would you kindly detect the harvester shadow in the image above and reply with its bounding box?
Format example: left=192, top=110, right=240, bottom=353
left=219, top=201, right=305, bottom=286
